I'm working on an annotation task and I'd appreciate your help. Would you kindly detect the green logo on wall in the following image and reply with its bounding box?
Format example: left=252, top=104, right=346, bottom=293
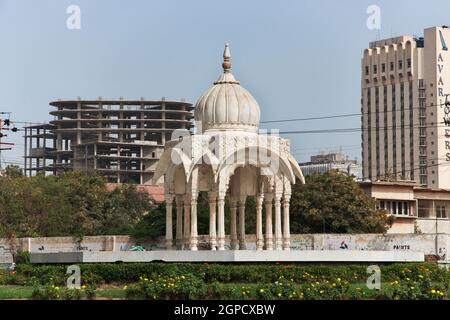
left=439, top=30, right=448, bottom=51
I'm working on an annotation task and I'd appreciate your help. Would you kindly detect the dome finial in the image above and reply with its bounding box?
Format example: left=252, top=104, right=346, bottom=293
left=222, top=43, right=231, bottom=72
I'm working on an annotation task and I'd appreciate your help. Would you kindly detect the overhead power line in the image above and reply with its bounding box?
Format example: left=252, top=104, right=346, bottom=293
left=261, top=101, right=449, bottom=124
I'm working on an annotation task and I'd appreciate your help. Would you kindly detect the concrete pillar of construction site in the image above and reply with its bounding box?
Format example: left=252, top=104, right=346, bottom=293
left=161, top=98, right=166, bottom=145
left=77, top=101, right=82, bottom=144
left=24, top=127, right=28, bottom=175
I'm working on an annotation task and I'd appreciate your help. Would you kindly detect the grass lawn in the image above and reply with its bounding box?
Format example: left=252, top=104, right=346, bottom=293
left=0, top=286, right=33, bottom=299
left=0, top=285, right=127, bottom=300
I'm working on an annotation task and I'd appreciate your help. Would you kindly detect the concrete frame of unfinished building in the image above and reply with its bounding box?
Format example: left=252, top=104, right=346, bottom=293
left=24, top=98, right=193, bottom=184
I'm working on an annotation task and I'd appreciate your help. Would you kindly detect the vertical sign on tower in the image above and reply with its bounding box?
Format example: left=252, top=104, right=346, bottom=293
left=437, top=28, right=450, bottom=162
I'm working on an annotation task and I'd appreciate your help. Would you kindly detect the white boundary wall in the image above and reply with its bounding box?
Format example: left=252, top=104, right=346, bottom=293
left=1, top=233, right=449, bottom=262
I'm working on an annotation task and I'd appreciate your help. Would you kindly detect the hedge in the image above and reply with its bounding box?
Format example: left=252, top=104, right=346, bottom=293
left=4, top=262, right=449, bottom=286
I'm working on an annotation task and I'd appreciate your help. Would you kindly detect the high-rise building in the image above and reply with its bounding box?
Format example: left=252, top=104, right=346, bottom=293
left=362, top=26, right=450, bottom=189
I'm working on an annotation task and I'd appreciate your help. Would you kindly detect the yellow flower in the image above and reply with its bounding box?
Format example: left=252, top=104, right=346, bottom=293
left=431, top=289, right=436, bottom=294
left=278, top=293, right=282, bottom=297
left=81, top=285, right=87, bottom=289
left=123, top=285, right=128, bottom=290
left=259, top=289, right=265, bottom=293
left=55, top=287, right=59, bottom=290
left=337, top=278, right=341, bottom=282
left=320, top=290, right=324, bottom=294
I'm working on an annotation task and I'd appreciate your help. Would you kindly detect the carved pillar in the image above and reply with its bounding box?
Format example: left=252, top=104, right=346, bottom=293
left=274, top=193, right=283, bottom=250
left=264, top=193, right=274, bottom=250
left=175, top=195, right=184, bottom=249
left=165, top=194, right=174, bottom=250
left=256, top=193, right=264, bottom=250
left=183, top=195, right=191, bottom=250
left=282, top=193, right=291, bottom=250
left=229, top=198, right=239, bottom=250
left=208, top=192, right=217, bottom=250
left=238, top=196, right=246, bottom=250
left=190, top=195, right=198, bottom=251
left=217, top=193, right=226, bottom=250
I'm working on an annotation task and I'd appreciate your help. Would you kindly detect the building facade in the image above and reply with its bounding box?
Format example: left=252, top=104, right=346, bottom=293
left=360, top=181, right=450, bottom=234
left=299, top=152, right=362, bottom=179
left=24, top=98, right=193, bottom=184
left=361, top=26, right=450, bottom=189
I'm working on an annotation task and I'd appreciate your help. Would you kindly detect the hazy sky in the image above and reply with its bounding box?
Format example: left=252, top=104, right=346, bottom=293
left=1, top=0, right=450, bottom=166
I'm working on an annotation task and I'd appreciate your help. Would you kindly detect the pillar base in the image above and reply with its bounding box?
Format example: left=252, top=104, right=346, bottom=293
left=190, top=237, right=198, bottom=251
left=275, top=238, right=283, bottom=250
left=218, top=238, right=225, bottom=250
left=256, top=239, right=264, bottom=250
left=210, top=238, right=217, bottom=251
left=165, top=239, right=173, bottom=250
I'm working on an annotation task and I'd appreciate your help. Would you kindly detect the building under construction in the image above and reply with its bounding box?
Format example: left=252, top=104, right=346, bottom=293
left=24, top=98, right=193, bottom=184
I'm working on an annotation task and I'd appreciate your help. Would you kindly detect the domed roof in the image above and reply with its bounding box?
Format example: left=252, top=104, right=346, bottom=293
left=194, top=44, right=260, bottom=133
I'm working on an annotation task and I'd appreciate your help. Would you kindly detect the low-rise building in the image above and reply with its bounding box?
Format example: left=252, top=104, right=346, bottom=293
left=360, top=181, right=450, bottom=234
left=299, top=152, right=362, bottom=179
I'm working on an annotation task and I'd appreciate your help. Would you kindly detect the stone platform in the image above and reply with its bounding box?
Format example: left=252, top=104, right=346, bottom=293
left=30, top=250, right=424, bottom=264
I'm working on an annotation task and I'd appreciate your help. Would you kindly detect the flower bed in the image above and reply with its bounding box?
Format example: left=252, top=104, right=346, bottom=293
left=1, top=262, right=448, bottom=300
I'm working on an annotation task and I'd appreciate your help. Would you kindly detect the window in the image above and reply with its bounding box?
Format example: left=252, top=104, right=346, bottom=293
left=436, top=205, right=447, bottom=218
left=365, top=66, right=369, bottom=75
left=382, top=63, right=386, bottom=72
left=390, top=61, right=394, bottom=71
left=407, top=58, right=411, bottom=68
left=398, top=60, right=403, bottom=69
left=373, top=65, right=377, bottom=74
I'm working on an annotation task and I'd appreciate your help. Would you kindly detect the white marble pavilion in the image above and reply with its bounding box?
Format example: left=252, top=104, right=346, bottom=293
left=153, top=44, right=304, bottom=251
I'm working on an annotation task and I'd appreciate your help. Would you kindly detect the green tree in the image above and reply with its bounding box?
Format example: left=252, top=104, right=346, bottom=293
left=0, top=171, right=153, bottom=238
left=3, top=165, right=23, bottom=178
left=290, top=170, right=393, bottom=233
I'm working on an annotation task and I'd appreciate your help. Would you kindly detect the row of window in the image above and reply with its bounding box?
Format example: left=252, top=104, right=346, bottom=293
left=418, top=205, right=448, bottom=218
left=365, top=59, right=412, bottom=76
left=378, top=201, right=412, bottom=216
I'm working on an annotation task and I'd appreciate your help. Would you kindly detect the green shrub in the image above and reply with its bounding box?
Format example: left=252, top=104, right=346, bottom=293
left=14, top=251, right=30, bottom=264
left=31, top=283, right=94, bottom=300
left=126, top=274, right=206, bottom=300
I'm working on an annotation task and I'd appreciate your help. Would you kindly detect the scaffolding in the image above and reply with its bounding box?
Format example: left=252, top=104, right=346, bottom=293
left=24, top=98, right=193, bottom=184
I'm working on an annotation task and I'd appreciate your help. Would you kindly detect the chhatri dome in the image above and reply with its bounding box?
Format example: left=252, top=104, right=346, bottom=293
left=154, top=44, right=304, bottom=252
left=194, top=44, right=260, bottom=132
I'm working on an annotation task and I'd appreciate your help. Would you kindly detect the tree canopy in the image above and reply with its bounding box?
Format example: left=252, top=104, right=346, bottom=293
left=290, top=170, right=393, bottom=233
left=0, top=167, right=393, bottom=240
left=0, top=168, right=153, bottom=238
